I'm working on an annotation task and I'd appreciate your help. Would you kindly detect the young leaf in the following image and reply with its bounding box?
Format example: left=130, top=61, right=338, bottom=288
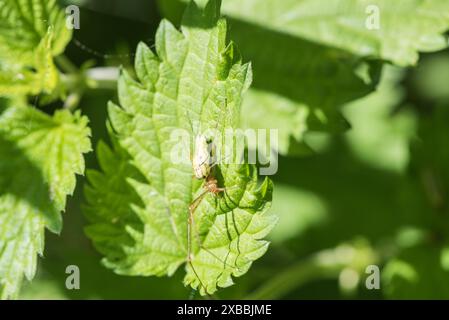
left=85, top=0, right=276, bottom=295
left=0, top=0, right=72, bottom=96
left=0, top=105, right=91, bottom=299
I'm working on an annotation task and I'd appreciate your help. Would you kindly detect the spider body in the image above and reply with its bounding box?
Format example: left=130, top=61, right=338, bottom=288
left=192, top=134, right=212, bottom=179
left=188, top=135, right=225, bottom=221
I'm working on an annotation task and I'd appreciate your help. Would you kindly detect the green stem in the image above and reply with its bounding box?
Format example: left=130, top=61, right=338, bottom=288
left=245, top=242, right=378, bottom=300
left=245, top=256, right=342, bottom=300
left=55, top=55, right=78, bottom=74
left=84, top=67, right=119, bottom=90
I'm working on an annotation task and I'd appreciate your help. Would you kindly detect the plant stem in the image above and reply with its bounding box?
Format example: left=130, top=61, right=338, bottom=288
left=85, top=67, right=119, bottom=90
left=55, top=55, right=78, bottom=74
left=245, top=256, right=342, bottom=300
left=245, top=242, right=378, bottom=300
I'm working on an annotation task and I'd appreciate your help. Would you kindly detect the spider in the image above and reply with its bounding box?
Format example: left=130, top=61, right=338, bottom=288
left=184, top=99, right=243, bottom=295
left=186, top=133, right=226, bottom=293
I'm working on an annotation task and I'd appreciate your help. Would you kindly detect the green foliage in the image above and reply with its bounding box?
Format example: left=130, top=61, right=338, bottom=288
left=0, top=105, right=91, bottom=299
left=0, top=0, right=71, bottom=60
left=0, top=0, right=449, bottom=301
left=216, top=0, right=449, bottom=66
left=159, top=0, right=382, bottom=156
left=0, top=0, right=71, bottom=96
left=84, top=0, right=275, bottom=295
left=411, top=105, right=449, bottom=201
left=343, top=66, right=416, bottom=173
left=411, top=53, right=449, bottom=102
left=383, top=246, right=449, bottom=299
left=159, top=0, right=449, bottom=156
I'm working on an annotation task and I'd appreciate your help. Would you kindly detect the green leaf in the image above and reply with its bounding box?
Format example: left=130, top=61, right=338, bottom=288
left=268, top=184, right=327, bottom=244
left=0, top=0, right=71, bottom=62
left=158, top=0, right=381, bottom=156
left=0, top=105, right=91, bottom=299
left=383, top=246, right=449, bottom=299
left=240, top=89, right=311, bottom=156
left=228, top=18, right=378, bottom=155
left=85, top=0, right=276, bottom=295
left=241, top=88, right=351, bottom=156
left=84, top=139, right=144, bottom=263
left=343, top=66, right=417, bottom=173
left=411, top=53, right=449, bottom=102
left=0, top=0, right=72, bottom=97
left=215, top=0, right=449, bottom=67
left=0, top=28, right=59, bottom=96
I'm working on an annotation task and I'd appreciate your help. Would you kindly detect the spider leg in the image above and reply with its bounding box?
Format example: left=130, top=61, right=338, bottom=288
left=209, top=152, right=234, bottom=170
left=188, top=187, right=243, bottom=289
left=187, top=190, right=209, bottom=294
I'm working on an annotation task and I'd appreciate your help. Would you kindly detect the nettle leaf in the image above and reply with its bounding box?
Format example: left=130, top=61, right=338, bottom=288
left=217, top=0, right=449, bottom=67
left=0, top=29, right=59, bottom=96
left=85, top=0, right=276, bottom=295
left=0, top=105, right=91, bottom=299
left=0, top=0, right=71, bottom=62
left=0, top=0, right=72, bottom=96
left=84, top=138, right=144, bottom=264
left=158, top=0, right=381, bottom=156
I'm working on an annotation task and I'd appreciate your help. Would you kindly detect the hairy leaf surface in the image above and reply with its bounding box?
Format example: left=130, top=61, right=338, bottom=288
left=0, top=0, right=72, bottom=96
left=0, top=105, right=91, bottom=299
left=85, top=0, right=275, bottom=295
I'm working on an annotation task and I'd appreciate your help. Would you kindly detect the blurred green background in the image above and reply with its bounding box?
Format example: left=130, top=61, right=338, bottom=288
left=20, top=0, right=449, bottom=299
